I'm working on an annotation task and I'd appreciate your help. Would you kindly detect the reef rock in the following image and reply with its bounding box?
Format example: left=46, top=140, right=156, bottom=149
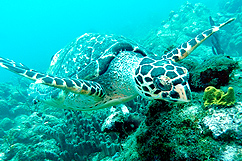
left=143, top=2, right=212, bottom=57
left=203, top=102, right=242, bottom=140
left=181, top=55, right=239, bottom=91
left=0, top=117, right=14, bottom=131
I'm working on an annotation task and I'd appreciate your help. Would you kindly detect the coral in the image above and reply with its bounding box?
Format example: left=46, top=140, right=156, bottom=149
left=209, top=16, right=225, bottom=55
left=116, top=99, right=242, bottom=160
left=203, top=86, right=236, bottom=107
left=0, top=100, right=10, bottom=118
left=101, top=111, right=144, bottom=138
left=0, top=118, right=14, bottom=131
left=222, top=145, right=242, bottom=160
left=0, top=79, right=123, bottom=160
left=116, top=100, right=224, bottom=160
left=181, top=55, right=239, bottom=91
left=219, top=0, right=242, bottom=13
left=0, top=80, right=32, bottom=119
left=142, top=2, right=212, bottom=57
left=3, top=141, right=60, bottom=161
left=228, top=23, right=242, bottom=56
left=125, top=95, right=149, bottom=115
left=202, top=102, right=242, bottom=140
left=1, top=104, right=121, bottom=160
left=33, top=109, right=121, bottom=161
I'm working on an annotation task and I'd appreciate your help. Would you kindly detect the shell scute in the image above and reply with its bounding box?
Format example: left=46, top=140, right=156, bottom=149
left=48, top=33, right=149, bottom=81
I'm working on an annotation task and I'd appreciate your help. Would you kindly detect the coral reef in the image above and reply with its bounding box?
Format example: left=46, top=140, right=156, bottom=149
left=115, top=99, right=242, bottom=160
left=142, top=2, right=213, bottom=57
left=0, top=118, right=14, bottom=131
left=226, top=21, right=242, bottom=57
left=116, top=101, right=222, bottom=160
left=209, top=16, right=225, bottom=55
left=125, top=95, right=149, bottom=115
left=203, top=102, right=242, bottom=140
left=57, top=110, right=121, bottom=160
left=2, top=109, right=121, bottom=161
left=181, top=55, right=239, bottom=91
left=1, top=1, right=242, bottom=161
left=0, top=79, right=150, bottom=161
left=0, top=80, right=122, bottom=161
left=219, top=0, right=242, bottom=13
left=142, top=1, right=241, bottom=58
left=217, top=0, right=242, bottom=56
left=101, top=110, right=144, bottom=138
left=203, top=86, right=236, bottom=107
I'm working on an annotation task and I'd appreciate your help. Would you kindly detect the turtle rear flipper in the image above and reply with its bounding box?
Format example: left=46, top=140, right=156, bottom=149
left=0, top=57, right=106, bottom=97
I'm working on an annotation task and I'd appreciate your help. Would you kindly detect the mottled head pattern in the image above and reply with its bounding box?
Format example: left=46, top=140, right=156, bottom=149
left=134, top=57, right=191, bottom=103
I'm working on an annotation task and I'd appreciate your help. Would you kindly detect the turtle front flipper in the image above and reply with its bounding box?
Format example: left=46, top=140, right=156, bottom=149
left=0, top=57, right=105, bottom=97
left=162, top=18, right=235, bottom=62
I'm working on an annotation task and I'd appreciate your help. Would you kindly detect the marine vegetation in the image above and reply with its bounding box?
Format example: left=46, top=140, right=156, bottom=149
left=203, top=86, right=236, bottom=107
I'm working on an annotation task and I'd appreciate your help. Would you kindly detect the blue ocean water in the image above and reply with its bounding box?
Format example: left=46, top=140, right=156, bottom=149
left=0, top=0, right=220, bottom=82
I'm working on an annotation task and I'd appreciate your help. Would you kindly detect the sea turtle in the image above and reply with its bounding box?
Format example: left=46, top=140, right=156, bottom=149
left=0, top=18, right=235, bottom=111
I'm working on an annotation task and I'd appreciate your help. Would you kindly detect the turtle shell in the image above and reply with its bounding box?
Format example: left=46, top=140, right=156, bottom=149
left=47, top=33, right=151, bottom=81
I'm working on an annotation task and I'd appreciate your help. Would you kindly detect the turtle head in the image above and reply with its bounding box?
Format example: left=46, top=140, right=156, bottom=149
left=134, top=58, right=191, bottom=103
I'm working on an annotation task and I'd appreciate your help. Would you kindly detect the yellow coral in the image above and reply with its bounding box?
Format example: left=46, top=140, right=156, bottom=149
left=203, top=86, right=236, bottom=107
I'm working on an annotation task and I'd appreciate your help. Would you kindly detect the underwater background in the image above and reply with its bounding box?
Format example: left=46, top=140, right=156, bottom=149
left=0, top=0, right=242, bottom=160
left=0, top=0, right=220, bottom=82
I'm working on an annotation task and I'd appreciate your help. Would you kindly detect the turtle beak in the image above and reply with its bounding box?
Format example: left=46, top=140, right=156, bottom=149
left=173, top=83, right=192, bottom=103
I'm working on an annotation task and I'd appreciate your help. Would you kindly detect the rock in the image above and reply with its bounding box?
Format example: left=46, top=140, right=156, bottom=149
left=0, top=100, right=10, bottom=117
left=0, top=117, right=14, bottom=131
left=10, top=91, right=26, bottom=103
left=142, top=2, right=212, bottom=57
left=219, top=0, right=242, bottom=13
left=181, top=55, right=239, bottom=91
left=0, top=128, right=6, bottom=138
left=10, top=105, right=29, bottom=117
left=202, top=102, right=242, bottom=140
left=101, top=110, right=144, bottom=138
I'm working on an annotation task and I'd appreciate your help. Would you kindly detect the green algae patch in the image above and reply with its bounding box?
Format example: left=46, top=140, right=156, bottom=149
left=203, top=86, right=236, bottom=107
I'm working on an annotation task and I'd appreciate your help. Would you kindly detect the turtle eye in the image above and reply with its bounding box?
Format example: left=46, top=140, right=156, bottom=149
left=153, top=77, right=172, bottom=91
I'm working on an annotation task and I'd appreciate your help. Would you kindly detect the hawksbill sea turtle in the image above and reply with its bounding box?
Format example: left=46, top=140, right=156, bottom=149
left=0, top=18, right=235, bottom=111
